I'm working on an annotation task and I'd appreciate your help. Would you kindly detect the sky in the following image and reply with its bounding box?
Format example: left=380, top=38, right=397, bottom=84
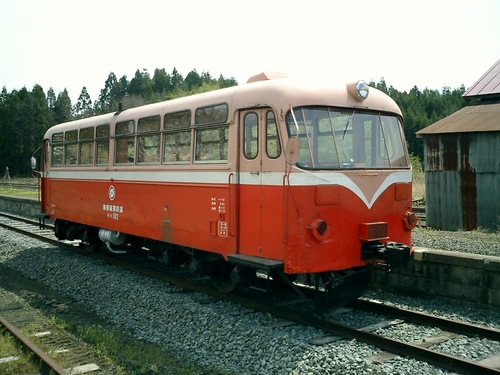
left=1, top=0, right=499, bottom=103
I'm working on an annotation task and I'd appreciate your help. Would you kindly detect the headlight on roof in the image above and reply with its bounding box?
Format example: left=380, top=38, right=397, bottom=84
left=355, top=80, right=369, bottom=100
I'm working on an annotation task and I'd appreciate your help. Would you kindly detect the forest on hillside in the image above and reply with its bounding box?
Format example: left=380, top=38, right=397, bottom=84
left=0, top=67, right=466, bottom=176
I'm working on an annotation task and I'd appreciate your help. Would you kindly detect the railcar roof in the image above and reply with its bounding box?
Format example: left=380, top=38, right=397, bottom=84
left=44, top=76, right=401, bottom=139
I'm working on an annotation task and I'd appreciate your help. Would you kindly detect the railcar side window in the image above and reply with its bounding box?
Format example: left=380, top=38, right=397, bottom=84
left=195, top=127, right=229, bottom=162
left=96, top=124, right=109, bottom=165
left=266, top=111, right=281, bottom=158
left=164, top=110, right=191, bottom=163
left=138, top=115, right=160, bottom=164
left=194, top=104, right=229, bottom=163
left=165, top=110, right=191, bottom=129
left=51, top=132, right=63, bottom=166
left=115, top=120, right=135, bottom=164
left=164, top=132, right=191, bottom=162
left=195, top=104, right=228, bottom=125
left=79, top=127, right=94, bottom=165
left=64, top=130, right=78, bottom=165
left=243, top=112, right=258, bottom=159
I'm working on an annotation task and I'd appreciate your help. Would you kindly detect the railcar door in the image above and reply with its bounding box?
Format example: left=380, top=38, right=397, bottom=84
left=238, top=108, right=284, bottom=259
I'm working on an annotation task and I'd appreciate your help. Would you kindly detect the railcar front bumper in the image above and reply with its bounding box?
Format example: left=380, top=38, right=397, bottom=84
left=361, top=241, right=411, bottom=271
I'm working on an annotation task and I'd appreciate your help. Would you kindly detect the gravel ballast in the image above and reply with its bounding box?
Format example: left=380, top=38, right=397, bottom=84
left=412, top=227, right=499, bottom=255
left=0, top=227, right=499, bottom=374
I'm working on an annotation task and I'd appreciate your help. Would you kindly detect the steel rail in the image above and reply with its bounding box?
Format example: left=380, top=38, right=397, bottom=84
left=0, top=211, right=53, bottom=229
left=0, top=314, right=68, bottom=375
left=267, top=306, right=499, bottom=375
left=0, top=213, right=58, bottom=245
left=349, top=299, right=500, bottom=342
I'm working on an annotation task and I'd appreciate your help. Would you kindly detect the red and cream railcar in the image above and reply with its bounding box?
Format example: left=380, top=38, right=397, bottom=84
left=39, top=72, right=415, bottom=301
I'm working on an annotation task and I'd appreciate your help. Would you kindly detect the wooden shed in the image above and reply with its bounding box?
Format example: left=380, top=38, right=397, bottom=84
left=416, top=59, right=500, bottom=231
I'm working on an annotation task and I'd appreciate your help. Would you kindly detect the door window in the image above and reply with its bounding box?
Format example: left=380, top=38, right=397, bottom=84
left=243, top=112, right=258, bottom=159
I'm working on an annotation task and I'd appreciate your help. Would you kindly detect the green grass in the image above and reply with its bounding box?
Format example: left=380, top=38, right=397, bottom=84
left=0, top=328, right=40, bottom=374
left=0, top=187, right=39, bottom=199
left=411, top=154, right=425, bottom=201
left=52, top=318, right=231, bottom=375
left=0, top=178, right=39, bottom=199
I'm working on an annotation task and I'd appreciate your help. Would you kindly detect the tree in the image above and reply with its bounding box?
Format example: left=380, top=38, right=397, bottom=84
left=217, top=74, right=238, bottom=88
left=46, top=87, right=57, bottom=125
left=170, top=67, right=183, bottom=91
left=0, top=87, right=7, bottom=103
left=201, top=71, right=215, bottom=85
left=74, top=86, right=93, bottom=119
left=0, top=89, right=19, bottom=175
left=95, top=72, right=118, bottom=114
left=53, top=89, right=72, bottom=125
left=184, top=69, right=202, bottom=90
left=153, top=68, right=171, bottom=94
left=129, top=69, right=153, bottom=99
left=117, top=75, right=128, bottom=100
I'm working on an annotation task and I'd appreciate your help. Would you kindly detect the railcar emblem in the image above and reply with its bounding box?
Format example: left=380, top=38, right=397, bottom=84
left=108, top=186, right=116, bottom=201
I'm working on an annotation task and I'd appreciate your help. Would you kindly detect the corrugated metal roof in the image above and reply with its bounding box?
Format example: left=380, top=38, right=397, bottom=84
left=463, top=59, right=500, bottom=98
left=416, top=103, right=500, bottom=135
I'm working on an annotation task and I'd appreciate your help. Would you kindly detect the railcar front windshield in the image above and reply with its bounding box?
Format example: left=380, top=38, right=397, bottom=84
left=286, top=107, right=410, bottom=170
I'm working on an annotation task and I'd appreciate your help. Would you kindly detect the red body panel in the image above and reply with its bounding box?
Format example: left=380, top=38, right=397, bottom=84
left=43, top=173, right=412, bottom=274
left=45, top=178, right=236, bottom=255
left=282, top=182, right=412, bottom=273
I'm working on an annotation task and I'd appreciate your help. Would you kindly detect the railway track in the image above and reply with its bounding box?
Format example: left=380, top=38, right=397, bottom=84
left=0, top=303, right=67, bottom=375
left=0, top=211, right=498, bottom=374
left=0, top=286, right=117, bottom=374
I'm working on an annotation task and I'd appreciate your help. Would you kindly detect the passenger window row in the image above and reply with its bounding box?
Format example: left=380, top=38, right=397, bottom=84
left=50, top=104, right=229, bottom=167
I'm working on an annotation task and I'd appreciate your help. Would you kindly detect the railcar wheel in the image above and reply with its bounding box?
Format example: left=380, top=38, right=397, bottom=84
left=209, top=260, right=237, bottom=293
left=163, top=245, right=190, bottom=266
left=54, top=219, right=67, bottom=240
left=237, top=266, right=257, bottom=288
left=84, top=240, right=102, bottom=253
left=270, top=270, right=298, bottom=291
left=315, top=267, right=371, bottom=312
left=82, top=227, right=101, bottom=253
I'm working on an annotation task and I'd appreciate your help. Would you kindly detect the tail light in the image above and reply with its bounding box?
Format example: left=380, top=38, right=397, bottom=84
left=309, top=219, right=329, bottom=240
left=404, top=211, right=418, bottom=230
